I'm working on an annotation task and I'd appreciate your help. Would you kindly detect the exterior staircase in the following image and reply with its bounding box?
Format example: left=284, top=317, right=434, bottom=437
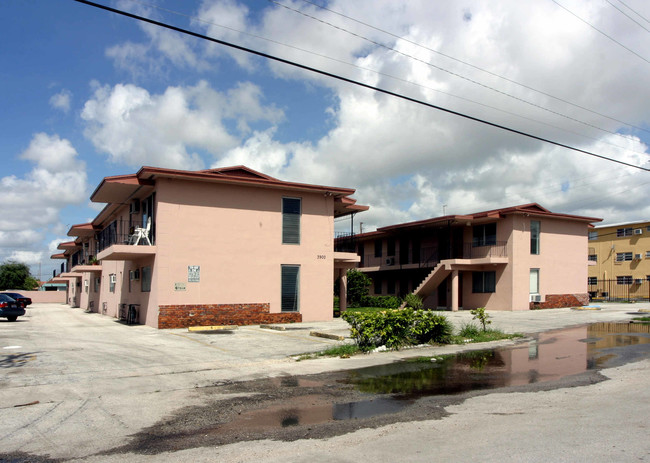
left=400, top=262, right=451, bottom=308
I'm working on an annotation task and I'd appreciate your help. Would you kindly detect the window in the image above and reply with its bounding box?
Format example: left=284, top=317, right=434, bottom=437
left=616, top=252, right=633, bottom=262
left=617, top=228, right=633, bottom=237
left=94, top=277, right=100, bottom=293
left=529, top=269, right=540, bottom=294
left=646, top=251, right=650, bottom=259
left=386, top=238, right=395, bottom=257
left=109, top=274, right=116, bottom=293
left=282, top=197, right=301, bottom=244
left=281, top=265, right=300, bottom=312
left=588, top=231, right=598, bottom=241
left=374, top=240, right=382, bottom=258
left=588, top=277, right=597, bottom=285
left=473, top=223, right=496, bottom=247
left=387, top=278, right=395, bottom=295
left=373, top=278, right=382, bottom=295
left=141, top=266, right=151, bottom=292
left=617, top=275, right=633, bottom=285
left=588, top=254, right=597, bottom=262
left=472, top=271, right=496, bottom=293
left=530, top=221, right=540, bottom=255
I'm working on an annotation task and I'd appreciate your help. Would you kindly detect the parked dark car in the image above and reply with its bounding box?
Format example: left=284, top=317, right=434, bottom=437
left=2, top=292, right=32, bottom=308
left=0, top=294, right=25, bottom=322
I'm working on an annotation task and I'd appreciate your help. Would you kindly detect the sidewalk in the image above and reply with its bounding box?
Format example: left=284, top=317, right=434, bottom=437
left=245, top=301, right=648, bottom=348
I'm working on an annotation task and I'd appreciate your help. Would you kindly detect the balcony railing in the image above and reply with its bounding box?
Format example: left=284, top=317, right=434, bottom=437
left=463, top=241, right=507, bottom=259
left=360, top=241, right=508, bottom=269
left=97, top=218, right=155, bottom=253
left=334, top=232, right=357, bottom=253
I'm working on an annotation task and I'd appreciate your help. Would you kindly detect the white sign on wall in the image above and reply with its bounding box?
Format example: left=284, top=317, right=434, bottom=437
left=188, top=265, right=200, bottom=283
left=175, top=282, right=186, bottom=291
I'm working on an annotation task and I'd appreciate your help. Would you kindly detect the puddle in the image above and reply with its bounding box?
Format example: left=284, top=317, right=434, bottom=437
left=234, top=322, right=650, bottom=428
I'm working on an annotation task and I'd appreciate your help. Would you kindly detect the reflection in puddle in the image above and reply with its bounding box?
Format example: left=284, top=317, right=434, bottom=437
left=228, top=323, right=650, bottom=431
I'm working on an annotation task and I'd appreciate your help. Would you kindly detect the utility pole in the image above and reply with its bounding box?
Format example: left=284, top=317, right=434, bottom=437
left=359, top=222, right=364, bottom=234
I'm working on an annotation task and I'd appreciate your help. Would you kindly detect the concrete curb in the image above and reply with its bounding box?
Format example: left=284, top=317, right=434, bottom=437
left=310, top=330, right=345, bottom=341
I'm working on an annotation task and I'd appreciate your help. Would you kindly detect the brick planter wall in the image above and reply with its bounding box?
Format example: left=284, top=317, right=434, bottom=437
left=158, top=303, right=302, bottom=329
left=529, top=293, right=589, bottom=310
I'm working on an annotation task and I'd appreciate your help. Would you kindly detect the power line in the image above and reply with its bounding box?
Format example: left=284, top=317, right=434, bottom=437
left=73, top=0, right=650, bottom=173
left=117, top=0, right=648, bottom=157
left=551, top=0, right=650, bottom=64
left=616, top=0, right=650, bottom=24
left=271, top=0, right=644, bottom=143
left=295, top=0, right=650, bottom=136
left=605, top=0, right=650, bottom=32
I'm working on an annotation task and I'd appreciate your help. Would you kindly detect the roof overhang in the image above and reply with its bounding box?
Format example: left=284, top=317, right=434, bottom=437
left=67, top=222, right=97, bottom=238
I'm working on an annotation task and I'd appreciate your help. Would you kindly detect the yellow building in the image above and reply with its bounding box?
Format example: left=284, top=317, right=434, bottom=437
left=588, top=221, right=650, bottom=301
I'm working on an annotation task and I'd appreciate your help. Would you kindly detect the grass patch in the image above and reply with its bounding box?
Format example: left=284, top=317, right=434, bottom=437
left=295, top=344, right=363, bottom=361
left=632, top=316, right=650, bottom=324
left=343, top=307, right=388, bottom=313
left=447, top=322, right=522, bottom=344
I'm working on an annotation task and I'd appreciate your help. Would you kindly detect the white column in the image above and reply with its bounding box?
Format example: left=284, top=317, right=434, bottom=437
left=451, top=270, right=459, bottom=312
left=339, top=270, right=348, bottom=313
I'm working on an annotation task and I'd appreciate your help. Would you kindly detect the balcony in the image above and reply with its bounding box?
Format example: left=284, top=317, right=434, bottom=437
left=96, top=217, right=156, bottom=261
left=360, top=241, right=508, bottom=270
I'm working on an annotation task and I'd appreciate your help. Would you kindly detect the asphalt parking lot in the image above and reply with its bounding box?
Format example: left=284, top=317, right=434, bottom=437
left=1, top=302, right=647, bottom=461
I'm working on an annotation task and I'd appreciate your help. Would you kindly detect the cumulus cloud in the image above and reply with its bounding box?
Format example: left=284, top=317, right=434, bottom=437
left=0, top=133, right=88, bottom=269
left=106, top=0, right=208, bottom=77
left=98, top=0, right=650, bottom=229
left=81, top=80, right=283, bottom=169
left=49, top=89, right=72, bottom=113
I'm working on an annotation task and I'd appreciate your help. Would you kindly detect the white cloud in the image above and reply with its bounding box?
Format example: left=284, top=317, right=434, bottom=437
left=106, top=0, right=208, bottom=76
left=49, top=89, right=72, bottom=113
left=94, top=0, right=650, bottom=230
left=81, top=80, right=283, bottom=169
left=0, top=133, right=88, bottom=271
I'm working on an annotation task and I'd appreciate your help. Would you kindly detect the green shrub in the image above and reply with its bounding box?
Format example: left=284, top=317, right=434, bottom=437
left=470, top=307, right=491, bottom=332
left=346, top=269, right=372, bottom=307
left=410, top=310, right=453, bottom=344
left=342, top=308, right=452, bottom=350
left=403, top=293, right=423, bottom=310
left=458, top=322, right=481, bottom=338
left=333, top=296, right=340, bottom=308
left=359, top=295, right=402, bottom=309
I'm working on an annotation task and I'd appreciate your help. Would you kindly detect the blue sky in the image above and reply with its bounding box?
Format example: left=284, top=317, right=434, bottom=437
left=1, top=0, right=649, bottom=281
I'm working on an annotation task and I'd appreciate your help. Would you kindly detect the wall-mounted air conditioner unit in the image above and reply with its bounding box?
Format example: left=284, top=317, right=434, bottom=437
left=110, top=274, right=116, bottom=284
left=634, top=228, right=643, bottom=235
left=530, top=294, right=542, bottom=303
left=635, top=279, right=644, bottom=284
left=385, top=257, right=395, bottom=265
left=634, top=254, right=642, bottom=260
left=129, top=200, right=140, bottom=214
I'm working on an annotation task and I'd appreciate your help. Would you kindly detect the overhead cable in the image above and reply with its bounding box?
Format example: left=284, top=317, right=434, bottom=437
left=295, top=0, right=650, bottom=135
left=73, top=0, right=650, bottom=172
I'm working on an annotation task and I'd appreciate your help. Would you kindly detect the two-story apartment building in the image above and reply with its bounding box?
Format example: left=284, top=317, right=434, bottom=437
left=52, top=166, right=367, bottom=328
left=340, top=204, right=601, bottom=311
left=587, top=221, right=650, bottom=301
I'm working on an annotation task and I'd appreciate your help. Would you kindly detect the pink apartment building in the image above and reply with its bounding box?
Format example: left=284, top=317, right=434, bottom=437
left=339, top=204, right=601, bottom=311
left=52, top=166, right=367, bottom=328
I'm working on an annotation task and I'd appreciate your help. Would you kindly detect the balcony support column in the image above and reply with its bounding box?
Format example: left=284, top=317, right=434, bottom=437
left=451, top=269, right=459, bottom=312
left=339, top=270, right=348, bottom=312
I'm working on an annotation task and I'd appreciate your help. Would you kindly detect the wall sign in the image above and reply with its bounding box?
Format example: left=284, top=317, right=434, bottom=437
left=175, top=282, right=186, bottom=291
left=188, top=265, right=200, bottom=282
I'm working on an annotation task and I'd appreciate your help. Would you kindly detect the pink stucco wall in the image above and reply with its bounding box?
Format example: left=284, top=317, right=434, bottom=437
left=2, top=290, right=66, bottom=303
left=151, top=178, right=335, bottom=324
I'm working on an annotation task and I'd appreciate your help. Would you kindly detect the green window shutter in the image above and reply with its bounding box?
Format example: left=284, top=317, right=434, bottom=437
left=281, top=265, right=300, bottom=312
left=282, top=197, right=301, bottom=244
